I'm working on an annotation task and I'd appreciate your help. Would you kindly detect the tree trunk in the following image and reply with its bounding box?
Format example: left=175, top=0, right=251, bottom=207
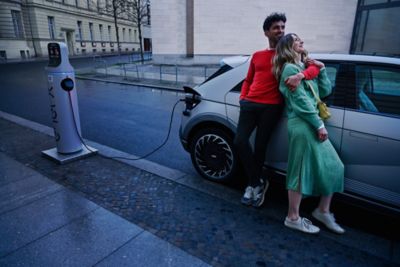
left=138, top=21, right=144, bottom=64
left=113, top=0, right=121, bottom=57
left=136, top=0, right=144, bottom=64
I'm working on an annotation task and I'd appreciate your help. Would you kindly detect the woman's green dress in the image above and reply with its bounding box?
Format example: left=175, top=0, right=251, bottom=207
left=279, top=64, right=344, bottom=196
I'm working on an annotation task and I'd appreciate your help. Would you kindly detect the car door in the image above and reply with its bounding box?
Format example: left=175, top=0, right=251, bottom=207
left=341, top=63, right=400, bottom=209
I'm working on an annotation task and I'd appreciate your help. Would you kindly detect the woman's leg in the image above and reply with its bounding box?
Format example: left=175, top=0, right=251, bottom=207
left=317, top=194, right=333, bottom=213
left=287, top=190, right=302, bottom=220
left=313, top=194, right=345, bottom=234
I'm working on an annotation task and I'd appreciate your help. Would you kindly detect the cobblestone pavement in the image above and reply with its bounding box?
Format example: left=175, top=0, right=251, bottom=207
left=0, top=118, right=398, bottom=267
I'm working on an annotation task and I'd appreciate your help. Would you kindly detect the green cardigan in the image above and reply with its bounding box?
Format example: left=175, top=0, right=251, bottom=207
left=279, top=63, right=332, bottom=130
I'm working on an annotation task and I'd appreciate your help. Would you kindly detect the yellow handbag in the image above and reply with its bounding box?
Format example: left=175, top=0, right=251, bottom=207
left=306, top=81, right=331, bottom=120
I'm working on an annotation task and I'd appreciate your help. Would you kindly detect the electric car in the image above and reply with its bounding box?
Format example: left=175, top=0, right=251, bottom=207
left=179, top=53, right=400, bottom=213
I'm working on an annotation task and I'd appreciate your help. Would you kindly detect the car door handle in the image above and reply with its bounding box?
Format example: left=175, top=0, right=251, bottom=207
left=349, top=131, right=378, bottom=142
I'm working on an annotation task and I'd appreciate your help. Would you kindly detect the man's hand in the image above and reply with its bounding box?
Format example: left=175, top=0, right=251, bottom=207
left=305, top=59, right=325, bottom=69
left=317, top=127, right=328, bottom=142
left=285, top=73, right=304, bottom=91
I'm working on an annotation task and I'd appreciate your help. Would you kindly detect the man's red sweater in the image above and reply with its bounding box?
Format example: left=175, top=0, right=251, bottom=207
left=240, top=49, right=320, bottom=104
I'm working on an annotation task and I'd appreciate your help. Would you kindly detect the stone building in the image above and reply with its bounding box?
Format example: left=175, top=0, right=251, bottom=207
left=151, top=0, right=400, bottom=63
left=0, top=0, right=152, bottom=60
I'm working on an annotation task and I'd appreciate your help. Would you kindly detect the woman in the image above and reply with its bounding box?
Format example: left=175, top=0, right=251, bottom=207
left=273, top=33, right=345, bottom=234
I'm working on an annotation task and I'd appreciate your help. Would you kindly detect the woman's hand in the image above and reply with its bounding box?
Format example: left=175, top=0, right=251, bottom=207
left=305, top=59, right=325, bottom=69
left=317, top=127, right=328, bottom=142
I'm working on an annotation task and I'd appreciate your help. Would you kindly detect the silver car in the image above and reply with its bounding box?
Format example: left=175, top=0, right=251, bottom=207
left=179, top=54, right=400, bottom=213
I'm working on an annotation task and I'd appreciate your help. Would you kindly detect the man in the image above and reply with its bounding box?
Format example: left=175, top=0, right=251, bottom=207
left=234, top=12, right=319, bottom=207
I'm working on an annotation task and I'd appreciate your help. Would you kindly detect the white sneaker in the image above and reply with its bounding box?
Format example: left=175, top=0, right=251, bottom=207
left=241, top=186, right=254, bottom=206
left=284, top=217, right=320, bottom=234
left=312, top=209, right=345, bottom=234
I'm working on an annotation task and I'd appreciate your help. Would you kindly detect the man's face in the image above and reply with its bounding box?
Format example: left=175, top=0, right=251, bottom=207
left=265, top=21, right=285, bottom=43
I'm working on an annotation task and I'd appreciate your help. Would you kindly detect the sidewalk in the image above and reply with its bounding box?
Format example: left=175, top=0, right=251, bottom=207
left=0, top=117, right=210, bottom=266
left=1, top=112, right=399, bottom=267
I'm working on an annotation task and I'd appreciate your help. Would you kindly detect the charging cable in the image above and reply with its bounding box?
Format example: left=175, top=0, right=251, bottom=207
left=67, top=92, right=183, bottom=161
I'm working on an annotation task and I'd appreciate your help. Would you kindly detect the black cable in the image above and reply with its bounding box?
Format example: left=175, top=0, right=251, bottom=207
left=67, top=91, right=182, bottom=161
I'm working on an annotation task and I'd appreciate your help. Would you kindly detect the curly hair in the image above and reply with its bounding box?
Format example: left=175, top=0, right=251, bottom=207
left=263, top=12, right=286, bottom=31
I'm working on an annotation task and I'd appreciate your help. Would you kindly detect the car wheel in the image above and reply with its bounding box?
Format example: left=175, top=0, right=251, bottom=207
left=190, top=128, right=238, bottom=182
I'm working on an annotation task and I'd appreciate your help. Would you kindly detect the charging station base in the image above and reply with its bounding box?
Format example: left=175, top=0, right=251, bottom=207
left=42, top=146, right=98, bottom=165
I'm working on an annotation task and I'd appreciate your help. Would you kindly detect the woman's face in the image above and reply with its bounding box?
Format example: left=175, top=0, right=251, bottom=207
left=292, top=34, right=305, bottom=53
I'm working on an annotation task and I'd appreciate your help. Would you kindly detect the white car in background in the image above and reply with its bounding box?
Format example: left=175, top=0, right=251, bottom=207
left=179, top=53, right=400, bottom=213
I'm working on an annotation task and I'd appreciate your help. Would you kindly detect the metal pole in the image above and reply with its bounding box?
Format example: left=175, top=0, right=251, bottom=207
left=160, top=65, right=162, bottom=81
left=104, top=60, right=108, bottom=77
left=123, top=63, right=126, bottom=79
left=136, top=64, right=139, bottom=79
left=175, top=64, right=178, bottom=84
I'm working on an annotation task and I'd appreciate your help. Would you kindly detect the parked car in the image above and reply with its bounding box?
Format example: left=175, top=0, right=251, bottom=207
left=179, top=53, right=400, bottom=213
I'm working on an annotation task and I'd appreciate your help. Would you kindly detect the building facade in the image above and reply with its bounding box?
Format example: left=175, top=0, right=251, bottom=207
left=151, top=0, right=400, bottom=63
left=0, top=0, right=152, bottom=60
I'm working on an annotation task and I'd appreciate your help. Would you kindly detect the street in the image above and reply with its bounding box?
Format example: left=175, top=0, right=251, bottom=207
left=0, top=57, right=197, bottom=176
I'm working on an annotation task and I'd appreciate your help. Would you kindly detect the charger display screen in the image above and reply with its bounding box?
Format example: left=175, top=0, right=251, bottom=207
left=48, top=43, right=61, bottom=67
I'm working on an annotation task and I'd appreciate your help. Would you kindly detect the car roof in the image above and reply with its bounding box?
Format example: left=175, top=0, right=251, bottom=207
left=220, top=53, right=400, bottom=68
left=310, top=53, right=400, bottom=65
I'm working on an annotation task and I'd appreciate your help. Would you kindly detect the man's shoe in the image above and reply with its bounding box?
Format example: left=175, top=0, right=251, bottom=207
left=241, top=186, right=254, bottom=206
left=284, top=217, right=320, bottom=234
left=312, top=209, right=345, bottom=234
left=252, top=180, right=269, bottom=207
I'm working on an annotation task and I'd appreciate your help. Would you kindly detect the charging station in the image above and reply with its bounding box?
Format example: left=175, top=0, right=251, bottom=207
left=42, top=42, right=97, bottom=164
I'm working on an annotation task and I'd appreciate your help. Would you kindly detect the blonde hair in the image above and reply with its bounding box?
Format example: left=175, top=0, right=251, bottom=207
left=273, top=33, right=308, bottom=80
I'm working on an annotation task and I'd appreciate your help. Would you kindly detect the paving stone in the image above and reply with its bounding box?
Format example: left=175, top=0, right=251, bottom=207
left=0, top=208, right=143, bottom=267
left=97, top=231, right=210, bottom=267
left=0, top=173, right=62, bottom=214
left=0, top=189, right=98, bottom=257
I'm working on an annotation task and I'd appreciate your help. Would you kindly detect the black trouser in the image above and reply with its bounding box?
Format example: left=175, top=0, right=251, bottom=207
left=234, top=100, right=283, bottom=187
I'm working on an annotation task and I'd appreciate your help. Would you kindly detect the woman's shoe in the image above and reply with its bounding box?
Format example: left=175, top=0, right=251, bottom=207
left=312, top=209, right=345, bottom=234
left=284, top=217, right=320, bottom=234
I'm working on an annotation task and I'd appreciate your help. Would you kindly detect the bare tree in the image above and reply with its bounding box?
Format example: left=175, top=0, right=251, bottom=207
left=128, top=0, right=150, bottom=63
left=98, top=0, right=150, bottom=62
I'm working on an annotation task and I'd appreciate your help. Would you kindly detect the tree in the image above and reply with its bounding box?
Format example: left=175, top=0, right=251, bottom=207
left=98, top=0, right=150, bottom=62
left=128, top=0, right=150, bottom=63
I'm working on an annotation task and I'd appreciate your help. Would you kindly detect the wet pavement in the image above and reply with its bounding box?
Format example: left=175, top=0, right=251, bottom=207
left=1, top=112, right=399, bottom=266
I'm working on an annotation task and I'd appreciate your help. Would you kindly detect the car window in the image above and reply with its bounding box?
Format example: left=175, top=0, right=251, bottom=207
left=325, top=64, right=338, bottom=88
left=202, top=64, right=233, bottom=84
left=355, top=65, right=400, bottom=116
left=322, top=63, right=340, bottom=106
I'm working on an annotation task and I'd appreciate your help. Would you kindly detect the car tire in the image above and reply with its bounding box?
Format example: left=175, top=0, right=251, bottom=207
left=190, top=128, right=239, bottom=182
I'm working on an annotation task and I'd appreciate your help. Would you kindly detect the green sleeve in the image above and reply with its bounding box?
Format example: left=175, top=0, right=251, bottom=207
left=317, top=68, right=332, bottom=99
left=280, top=64, right=323, bottom=130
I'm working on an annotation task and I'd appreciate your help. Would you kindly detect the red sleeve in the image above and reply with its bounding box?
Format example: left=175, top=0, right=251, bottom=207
left=240, top=57, right=255, bottom=100
left=302, top=64, right=320, bottom=80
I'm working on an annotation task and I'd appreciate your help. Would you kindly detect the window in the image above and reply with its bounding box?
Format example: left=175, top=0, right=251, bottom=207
left=134, top=29, right=137, bottom=42
left=89, top=22, right=94, bottom=41
left=99, top=24, right=103, bottom=41
left=48, top=17, right=55, bottom=39
left=77, top=21, right=83, bottom=40
left=122, top=28, right=126, bottom=42
left=75, top=0, right=78, bottom=6
left=351, top=1, right=400, bottom=56
left=129, top=29, right=132, bottom=42
left=11, top=10, right=24, bottom=38
left=108, top=25, right=112, bottom=41
left=356, top=65, right=400, bottom=116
